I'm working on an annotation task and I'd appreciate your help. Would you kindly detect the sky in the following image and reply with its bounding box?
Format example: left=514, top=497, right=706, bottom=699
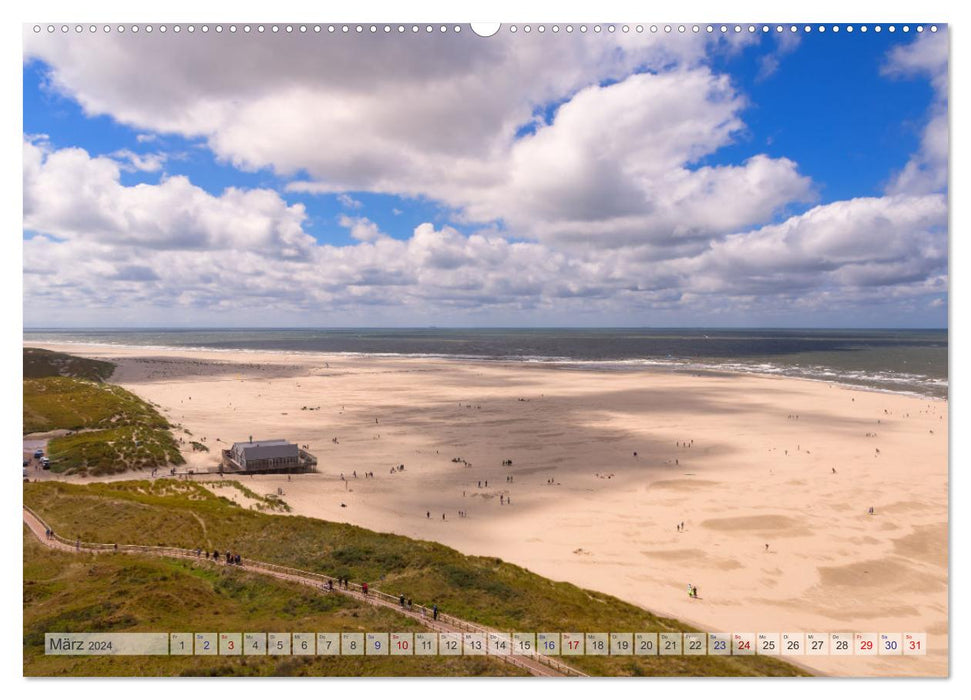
left=22, top=23, right=949, bottom=328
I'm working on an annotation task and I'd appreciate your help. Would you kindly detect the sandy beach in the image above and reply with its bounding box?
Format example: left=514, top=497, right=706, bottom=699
left=24, top=342, right=948, bottom=677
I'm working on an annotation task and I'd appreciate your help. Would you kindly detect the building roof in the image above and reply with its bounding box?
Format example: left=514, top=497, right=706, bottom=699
left=232, top=439, right=298, bottom=461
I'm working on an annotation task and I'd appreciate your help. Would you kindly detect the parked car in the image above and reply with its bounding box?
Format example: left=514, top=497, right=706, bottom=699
left=33, top=448, right=43, bottom=459
left=41, top=457, right=51, bottom=469
left=23, top=459, right=28, bottom=467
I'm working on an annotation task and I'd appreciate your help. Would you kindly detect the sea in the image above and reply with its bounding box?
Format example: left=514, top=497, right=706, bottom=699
left=23, top=328, right=948, bottom=400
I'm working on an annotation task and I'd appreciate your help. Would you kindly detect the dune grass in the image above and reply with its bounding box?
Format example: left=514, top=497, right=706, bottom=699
left=24, top=480, right=809, bottom=677
left=23, top=368, right=184, bottom=475
left=23, top=527, right=519, bottom=677
left=23, top=347, right=116, bottom=382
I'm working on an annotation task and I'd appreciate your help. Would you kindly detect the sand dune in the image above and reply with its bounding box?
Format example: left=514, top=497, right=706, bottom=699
left=24, top=343, right=948, bottom=677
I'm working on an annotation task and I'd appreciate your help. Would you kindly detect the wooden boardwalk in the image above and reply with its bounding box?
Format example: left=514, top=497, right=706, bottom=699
left=22, top=506, right=586, bottom=677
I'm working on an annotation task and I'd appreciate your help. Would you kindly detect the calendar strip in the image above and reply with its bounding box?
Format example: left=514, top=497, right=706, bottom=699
left=44, top=632, right=928, bottom=656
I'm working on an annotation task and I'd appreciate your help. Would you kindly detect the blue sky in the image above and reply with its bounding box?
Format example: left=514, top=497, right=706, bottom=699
left=22, top=25, right=948, bottom=327
left=23, top=60, right=457, bottom=246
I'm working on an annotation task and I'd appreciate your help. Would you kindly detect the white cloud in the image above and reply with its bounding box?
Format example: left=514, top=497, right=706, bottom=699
left=337, top=193, right=363, bottom=210
left=338, top=215, right=385, bottom=243
left=25, top=30, right=811, bottom=247
left=756, top=31, right=801, bottom=81
left=23, top=141, right=947, bottom=326
left=883, top=31, right=949, bottom=196
left=682, top=194, right=947, bottom=297
left=110, top=148, right=168, bottom=172
left=20, top=31, right=948, bottom=326
left=24, top=139, right=314, bottom=259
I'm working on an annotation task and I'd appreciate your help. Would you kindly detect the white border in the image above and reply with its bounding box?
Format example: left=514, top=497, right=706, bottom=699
left=4, top=1, right=964, bottom=699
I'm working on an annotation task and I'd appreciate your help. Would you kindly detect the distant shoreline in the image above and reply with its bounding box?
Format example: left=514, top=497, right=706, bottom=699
left=22, top=338, right=949, bottom=401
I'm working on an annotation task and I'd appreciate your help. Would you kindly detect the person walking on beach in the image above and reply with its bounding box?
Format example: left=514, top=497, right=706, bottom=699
left=426, top=511, right=430, bottom=519
left=765, top=543, right=770, bottom=552
left=692, top=586, right=698, bottom=598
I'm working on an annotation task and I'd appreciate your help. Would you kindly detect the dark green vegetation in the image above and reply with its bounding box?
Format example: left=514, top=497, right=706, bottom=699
left=24, top=528, right=519, bottom=677
left=23, top=349, right=183, bottom=475
left=23, top=347, right=116, bottom=382
left=24, top=481, right=809, bottom=677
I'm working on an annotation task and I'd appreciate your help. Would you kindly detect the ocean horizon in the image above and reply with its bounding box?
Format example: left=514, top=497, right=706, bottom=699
left=24, top=327, right=948, bottom=400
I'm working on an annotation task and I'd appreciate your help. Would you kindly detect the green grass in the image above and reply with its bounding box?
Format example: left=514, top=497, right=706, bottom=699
left=23, top=373, right=184, bottom=474
left=23, top=527, right=520, bottom=677
left=24, top=480, right=809, bottom=677
left=24, top=376, right=171, bottom=434
left=47, top=427, right=184, bottom=476
left=23, top=347, right=116, bottom=382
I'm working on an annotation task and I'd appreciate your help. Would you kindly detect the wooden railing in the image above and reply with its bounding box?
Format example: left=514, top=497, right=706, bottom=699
left=23, top=504, right=585, bottom=677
